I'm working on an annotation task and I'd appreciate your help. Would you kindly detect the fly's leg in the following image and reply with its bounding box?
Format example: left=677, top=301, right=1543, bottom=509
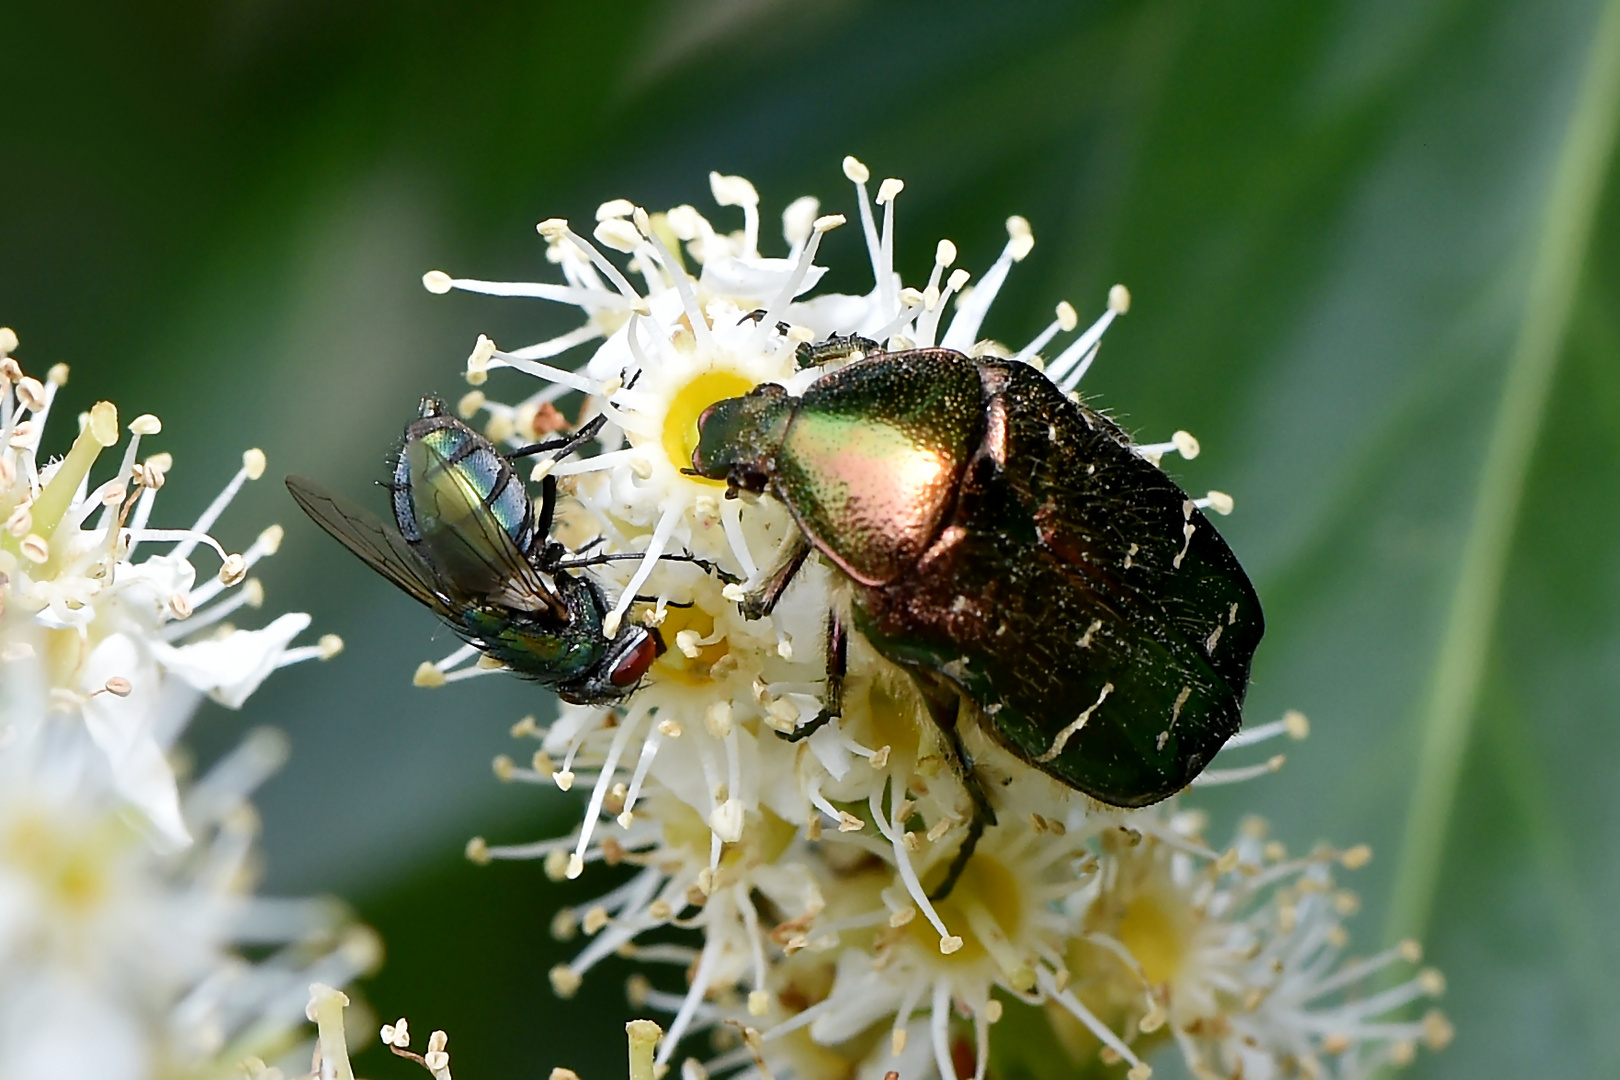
left=506, top=414, right=613, bottom=558
left=917, top=686, right=996, bottom=901
left=506, top=412, right=610, bottom=463
left=554, top=550, right=741, bottom=586
left=777, top=611, right=846, bottom=743
left=533, top=473, right=559, bottom=548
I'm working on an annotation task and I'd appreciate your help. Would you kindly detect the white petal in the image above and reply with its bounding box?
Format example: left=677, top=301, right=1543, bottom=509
left=807, top=715, right=852, bottom=781
left=153, top=612, right=311, bottom=708
left=699, top=256, right=826, bottom=302
left=0, top=975, right=145, bottom=1080
left=809, top=950, right=900, bottom=1044
left=785, top=291, right=883, bottom=339
left=80, top=635, right=191, bottom=849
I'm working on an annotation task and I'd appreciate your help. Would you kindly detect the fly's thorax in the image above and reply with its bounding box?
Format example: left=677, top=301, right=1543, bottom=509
left=467, top=571, right=659, bottom=703
left=462, top=574, right=606, bottom=682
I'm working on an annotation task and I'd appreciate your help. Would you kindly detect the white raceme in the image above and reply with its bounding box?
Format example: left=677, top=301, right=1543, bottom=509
left=423, top=162, right=1449, bottom=1080
left=0, top=336, right=374, bottom=1080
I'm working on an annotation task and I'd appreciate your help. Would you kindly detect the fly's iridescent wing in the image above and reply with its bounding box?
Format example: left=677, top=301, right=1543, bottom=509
left=285, top=475, right=463, bottom=618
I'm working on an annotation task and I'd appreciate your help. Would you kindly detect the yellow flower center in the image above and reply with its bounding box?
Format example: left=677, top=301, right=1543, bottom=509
left=657, top=797, right=796, bottom=868
left=912, top=853, right=1028, bottom=978
left=659, top=798, right=712, bottom=858
left=4, top=811, right=117, bottom=916
left=854, top=676, right=923, bottom=749
left=659, top=370, right=757, bottom=483
left=653, top=605, right=731, bottom=685
left=1116, top=891, right=1186, bottom=986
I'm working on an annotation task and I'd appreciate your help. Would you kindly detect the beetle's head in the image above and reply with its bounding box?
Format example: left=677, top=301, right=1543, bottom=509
left=690, top=383, right=793, bottom=496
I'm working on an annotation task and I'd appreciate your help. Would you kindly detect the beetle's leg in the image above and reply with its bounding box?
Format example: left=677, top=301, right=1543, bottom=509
left=928, top=755, right=994, bottom=901
left=739, top=533, right=812, bottom=620
left=918, top=691, right=997, bottom=902
left=777, top=611, right=846, bottom=743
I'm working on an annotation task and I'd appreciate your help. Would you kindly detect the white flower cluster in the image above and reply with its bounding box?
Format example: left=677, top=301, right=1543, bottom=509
left=423, top=162, right=1451, bottom=1080
left=0, top=334, right=375, bottom=1080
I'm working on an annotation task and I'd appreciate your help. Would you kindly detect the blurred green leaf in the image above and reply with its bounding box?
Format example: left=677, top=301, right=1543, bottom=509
left=1390, top=0, right=1620, bottom=970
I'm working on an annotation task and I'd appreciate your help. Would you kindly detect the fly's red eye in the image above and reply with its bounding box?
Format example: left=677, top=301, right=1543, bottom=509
left=609, top=632, right=659, bottom=687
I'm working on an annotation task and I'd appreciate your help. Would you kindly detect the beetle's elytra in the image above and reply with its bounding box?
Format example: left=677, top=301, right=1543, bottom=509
left=693, top=338, right=1264, bottom=889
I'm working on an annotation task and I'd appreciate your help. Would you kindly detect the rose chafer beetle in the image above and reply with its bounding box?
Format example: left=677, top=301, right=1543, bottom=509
left=287, top=397, right=664, bottom=705
left=692, top=337, right=1264, bottom=892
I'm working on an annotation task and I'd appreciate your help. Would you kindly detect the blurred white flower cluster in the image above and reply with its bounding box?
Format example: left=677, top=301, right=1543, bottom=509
left=425, top=162, right=1452, bottom=1080
left=0, top=333, right=374, bottom=1080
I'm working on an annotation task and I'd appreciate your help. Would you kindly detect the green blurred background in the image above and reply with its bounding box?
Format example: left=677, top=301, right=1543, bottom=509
left=4, top=0, right=1617, bottom=1075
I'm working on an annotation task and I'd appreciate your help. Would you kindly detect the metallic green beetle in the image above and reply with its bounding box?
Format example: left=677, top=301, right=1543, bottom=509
left=692, top=338, right=1264, bottom=889
left=288, top=398, right=662, bottom=704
